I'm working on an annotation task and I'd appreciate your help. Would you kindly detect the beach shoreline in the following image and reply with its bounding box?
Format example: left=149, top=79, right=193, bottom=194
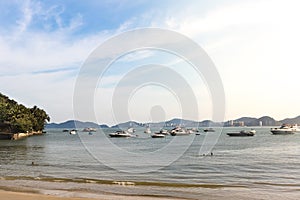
left=0, top=178, right=193, bottom=200
left=0, top=190, right=93, bottom=200
left=1, top=178, right=298, bottom=200
left=0, top=189, right=184, bottom=200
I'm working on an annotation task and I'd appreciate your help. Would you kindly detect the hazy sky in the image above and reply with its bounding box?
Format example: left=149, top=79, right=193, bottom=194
left=0, top=0, right=300, bottom=125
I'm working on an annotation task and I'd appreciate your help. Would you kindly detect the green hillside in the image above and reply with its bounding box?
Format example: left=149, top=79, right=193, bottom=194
left=0, top=93, right=50, bottom=133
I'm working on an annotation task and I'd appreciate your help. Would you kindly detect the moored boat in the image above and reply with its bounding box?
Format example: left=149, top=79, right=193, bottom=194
left=203, top=128, right=215, bottom=132
left=187, top=128, right=199, bottom=134
left=170, top=126, right=190, bottom=136
left=270, top=124, right=300, bottom=135
left=82, top=128, right=97, bottom=132
left=109, top=131, right=134, bottom=138
left=156, top=129, right=169, bottom=135
left=151, top=133, right=165, bottom=138
left=127, top=127, right=136, bottom=133
left=69, top=129, right=77, bottom=135
left=144, top=127, right=151, bottom=134
left=227, top=129, right=255, bottom=137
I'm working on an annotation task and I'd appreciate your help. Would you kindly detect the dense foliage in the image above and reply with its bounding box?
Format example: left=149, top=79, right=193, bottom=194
left=0, top=93, right=50, bottom=133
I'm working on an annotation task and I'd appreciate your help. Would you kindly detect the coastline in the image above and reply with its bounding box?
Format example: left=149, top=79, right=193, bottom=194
left=0, top=178, right=193, bottom=200
left=0, top=177, right=297, bottom=200
left=0, top=131, right=44, bottom=140
left=0, top=189, right=183, bottom=200
left=0, top=190, right=94, bottom=200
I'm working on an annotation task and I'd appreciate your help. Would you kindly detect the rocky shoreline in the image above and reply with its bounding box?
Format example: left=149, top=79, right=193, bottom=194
left=0, top=131, right=44, bottom=140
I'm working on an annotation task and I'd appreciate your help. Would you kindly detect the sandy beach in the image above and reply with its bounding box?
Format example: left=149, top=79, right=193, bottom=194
left=0, top=190, right=181, bottom=200
left=0, top=190, right=94, bottom=200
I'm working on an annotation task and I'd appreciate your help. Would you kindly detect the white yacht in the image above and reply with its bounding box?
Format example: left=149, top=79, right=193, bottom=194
left=109, top=131, right=134, bottom=138
left=151, top=133, right=165, bottom=138
left=170, top=126, right=190, bottom=136
left=69, top=129, right=77, bottom=135
left=82, top=128, right=97, bottom=132
left=270, top=124, right=300, bottom=135
left=127, top=127, right=136, bottom=133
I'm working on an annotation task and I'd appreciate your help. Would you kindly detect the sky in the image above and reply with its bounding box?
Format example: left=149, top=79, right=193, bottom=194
left=0, top=0, right=300, bottom=125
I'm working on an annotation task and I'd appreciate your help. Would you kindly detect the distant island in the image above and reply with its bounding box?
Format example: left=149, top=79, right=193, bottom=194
left=46, top=115, right=300, bottom=129
left=0, top=93, right=50, bottom=134
left=46, top=120, right=109, bottom=129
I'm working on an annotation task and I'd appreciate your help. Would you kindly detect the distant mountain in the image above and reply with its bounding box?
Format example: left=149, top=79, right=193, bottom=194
left=280, top=115, right=300, bottom=125
left=111, top=118, right=200, bottom=128
left=198, top=120, right=223, bottom=127
left=230, top=116, right=279, bottom=126
left=258, top=116, right=279, bottom=126
left=112, top=118, right=223, bottom=128
left=46, top=120, right=109, bottom=129
left=46, top=115, right=300, bottom=129
left=165, top=118, right=199, bottom=127
left=111, top=121, right=142, bottom=129
left=234, top=117, right=258, bottom=126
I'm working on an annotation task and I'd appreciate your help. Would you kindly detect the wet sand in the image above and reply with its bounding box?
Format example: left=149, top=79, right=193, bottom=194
left=1, top=178, right=297, bottom=200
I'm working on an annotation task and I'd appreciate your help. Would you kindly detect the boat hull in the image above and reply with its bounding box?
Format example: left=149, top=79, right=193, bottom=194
left=270, top=130, right=295, bottom=135
left=204, top=129, right=215, bottom=132
left=69, top=130, right=77, bottom=135
left=227, top=132, right=255, bottom=137
left=151, top=134, right=165, bottom=138
left=170, top=132, right=190, bottom=136
left=109, top=133, right=133, bottom=138
left=109, top=131, right=134, bottom=138
left=270, top=124, right=299, bottom=135
left=109, top=134, right=131, bottom=138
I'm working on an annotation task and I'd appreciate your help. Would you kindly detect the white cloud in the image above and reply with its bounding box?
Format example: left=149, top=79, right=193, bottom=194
left=158, top=0, right=300, bottom=120
left=16, top=0, right=33, bottom=34
left=0, top=70, right=76, bottom=122
left=0, top=2, right=121, bottom=122
left=2, top=0, right=300, bottom=124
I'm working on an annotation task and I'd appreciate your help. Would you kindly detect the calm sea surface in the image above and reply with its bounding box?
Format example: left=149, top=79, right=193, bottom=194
left=0, top=127, right=299, bottom=199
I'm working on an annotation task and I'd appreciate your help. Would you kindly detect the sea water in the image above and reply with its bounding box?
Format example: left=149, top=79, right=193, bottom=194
left=0, top=127, right=299, bottom=199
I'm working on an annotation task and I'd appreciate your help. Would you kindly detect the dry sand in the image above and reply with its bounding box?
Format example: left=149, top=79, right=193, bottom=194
left=0, top=190, right=95, bottom=200
left=0, top=190, right=179, bottom=200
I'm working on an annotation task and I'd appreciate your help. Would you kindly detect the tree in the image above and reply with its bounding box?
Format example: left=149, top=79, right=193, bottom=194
left=0, top=93, right=50, bottom=133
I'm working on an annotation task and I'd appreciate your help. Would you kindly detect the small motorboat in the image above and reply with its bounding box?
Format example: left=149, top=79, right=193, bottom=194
left=127, top=127, right=136, bottom=133
left=144, top=127, right=151, bottom=134
left=270, top=124, right=300, bottom=135
left=82, top=128, right=97, bottom=132
left=151, top=133, right=165, bottom=138
left=227, top=129, right=255, bottom=137
left=69, top=129, right=77, bottom=135
left=187, top=128, right=199, bottom=134
left=62, top=129, right=69, bottom=132
left=158, top=129, right=169, bottom=135
left=109, top=131, right=134, bottom=138
left=170, top=126, right=190, bottom=136
left=203, top=128, right=215, bottom=132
